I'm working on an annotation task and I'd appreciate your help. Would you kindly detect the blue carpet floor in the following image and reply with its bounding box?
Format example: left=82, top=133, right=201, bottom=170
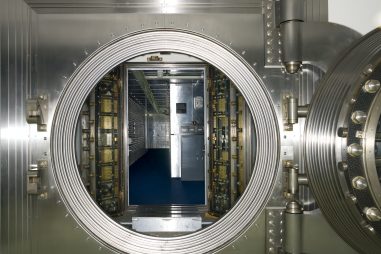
left=129, top=149, right=205, bottom=205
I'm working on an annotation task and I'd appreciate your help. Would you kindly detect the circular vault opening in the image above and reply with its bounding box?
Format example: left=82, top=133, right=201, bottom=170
left=51, top=29, right=279, bottom=254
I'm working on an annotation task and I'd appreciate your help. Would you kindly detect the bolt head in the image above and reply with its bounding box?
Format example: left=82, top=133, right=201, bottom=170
left=347, top=143, right=363, bottom=157
left=338, top=127, right=349, bottom=137
left=363, top=79, right=381, bottom=93
left=351, top=111, right=367, bottom=124
left=338, top=161, right=348, bottom=171
left=364, top=207, right=381, bottom=221
left=347, top=194, right=358, bottom=204
left=363, top=64, right=374, bottom=75
left=352, top=176, right=368, bottom=190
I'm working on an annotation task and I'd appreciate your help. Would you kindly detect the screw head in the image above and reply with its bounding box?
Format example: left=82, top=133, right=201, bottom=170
left=347, top=194, right=358, bottom=204
left=364, top=207, right=381, bottom=221
left=351, top=111, right=367, bottom=124
left=338, top=127, right=349, bottom=137
left=352, top=176, right=368, bottom=190
left=338, top=161, right=348, bottom=171
left=347, top=143, right=363, bottom=157
left=363, top=64, right=374, bottom=75
left=363, top=79, right=381, bottom=93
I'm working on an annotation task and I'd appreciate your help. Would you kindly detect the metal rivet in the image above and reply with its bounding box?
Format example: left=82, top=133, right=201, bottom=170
left=351, top=111, right=367, bottom=124
left=363, top=79, right=381, bottom=93
left=347, top=194, right=357, bottom=204
left=338, top=161, right=348, bottom=171
left=364, top=207, right=381, bottom=221
left=364, top=224, right=376, bottom=234
left=352, top=176, right=368, bottom=190
left=347, top=143, right=363, bottom=157
left=363, top=64, right=374, bottom=75
left=355, top=130, right=365, bottom=139
left=338, top=127, right=348, bottom=137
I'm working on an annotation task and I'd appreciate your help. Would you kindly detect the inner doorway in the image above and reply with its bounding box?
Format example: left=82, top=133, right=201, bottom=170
left=126, top=65, right=207, bottom=206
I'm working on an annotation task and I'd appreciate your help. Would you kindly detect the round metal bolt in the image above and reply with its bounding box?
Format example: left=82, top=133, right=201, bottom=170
left=351, top=110, right=367, bottom=124
left=363, top=79, right=381, bottom=93
left=338, top=127, right=349, bottom=137
left=347, top=143, right=363, bottom=157
left=338, top=161, right=348, bottom=171
left=352, top=176, right=368, bottom=190
left=363, top=64, right=374, bottom=75
left=364, top=224, right=376, bottom=234
left=347, top=194, right=357, bottom=204
left=364, top=207, right=381, bottom=221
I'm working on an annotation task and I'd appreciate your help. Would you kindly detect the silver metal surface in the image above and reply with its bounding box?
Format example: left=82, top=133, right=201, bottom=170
left=24, top=0, right=264, bottom=14
left=132, top=217, right=202, bottom=233
left=280, top=0, right=304, bottom=74
left=0, top=1, right=35, bottom=253
left=50, top=29, right=279, bottom=254
left=304, top=28, right=381, bottom=253
left=265, top=208, right=285, bottom=254
left=169, top=69, right=205, bottom=179
left=127, top=98, right=147, bottom=165
left=147, top=114, right=170, bottom=148
left=1, top=1, right=368, bottom=253
left=180, top=134, right=204, bottom=181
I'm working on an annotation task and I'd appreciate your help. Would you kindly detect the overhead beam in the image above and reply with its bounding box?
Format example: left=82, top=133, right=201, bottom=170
left=131, top=70, right=160, bottom=114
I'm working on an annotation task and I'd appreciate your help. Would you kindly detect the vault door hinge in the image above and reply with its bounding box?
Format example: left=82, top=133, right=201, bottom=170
left=27, top=160, right=48, bottom=197
left=26, top=95, right=48, bottom=131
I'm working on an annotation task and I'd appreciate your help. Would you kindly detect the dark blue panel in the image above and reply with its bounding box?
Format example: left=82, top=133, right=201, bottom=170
left=129, top=149, right=205, bottom=205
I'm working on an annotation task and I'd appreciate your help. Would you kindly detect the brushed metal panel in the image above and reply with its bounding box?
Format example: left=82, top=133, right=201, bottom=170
left=0, top=0, right=359, bottom=252
left=181, top=135, right=204, bottom=181
left=0, top=0, right=34, bottom=253
left=128, top=98, right=147, bottom=165
left=24, top=0, right=263, bottom=14
left=147, top=114, right=170, bottom=149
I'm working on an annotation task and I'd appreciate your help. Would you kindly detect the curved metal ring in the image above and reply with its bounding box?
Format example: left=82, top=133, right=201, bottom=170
left=51, top=29, right=279, bottom=254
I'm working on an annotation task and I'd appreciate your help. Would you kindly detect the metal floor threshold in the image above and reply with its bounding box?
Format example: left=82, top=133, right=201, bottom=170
left=115, top=205, right=218, bottom=236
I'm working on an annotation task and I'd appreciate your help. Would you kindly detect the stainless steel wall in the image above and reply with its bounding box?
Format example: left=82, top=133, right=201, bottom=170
left=0, top=0, right=362, bottom=254
left=147, top=114, right=170, bottom=149
left=128, top=98, right=146, bottom=165
left=0, top=1, right=35, bottom=253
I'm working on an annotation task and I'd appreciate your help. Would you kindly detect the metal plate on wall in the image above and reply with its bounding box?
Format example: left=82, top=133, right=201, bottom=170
left=181, top=134, right=204, bottom=181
